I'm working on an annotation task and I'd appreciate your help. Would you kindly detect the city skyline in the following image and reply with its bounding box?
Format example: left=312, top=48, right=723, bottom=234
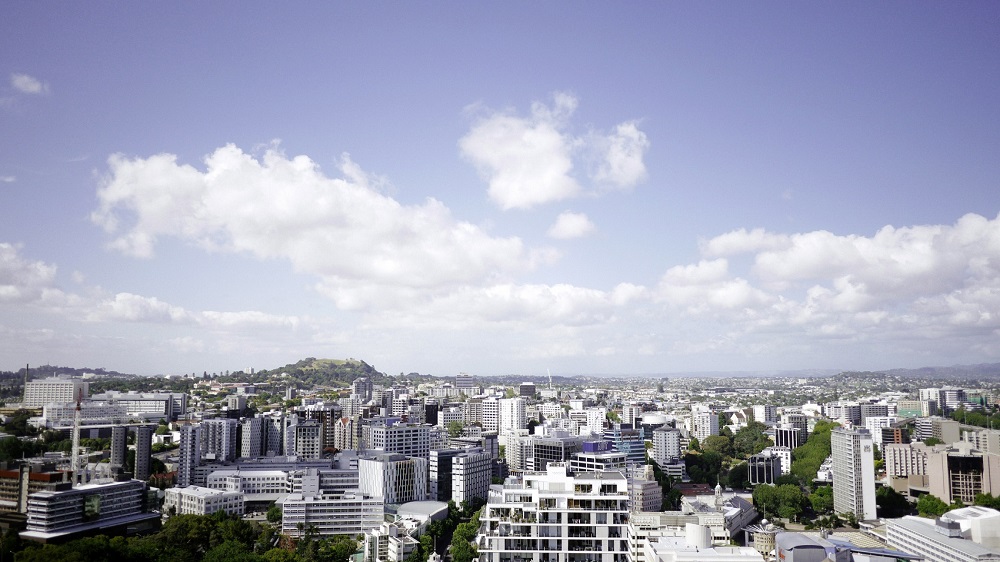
left=2, top=3, right=1000, bottom=377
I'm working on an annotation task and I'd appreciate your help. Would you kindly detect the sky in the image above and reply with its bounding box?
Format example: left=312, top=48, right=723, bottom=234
left=2, top=3, right=1000, bottom=378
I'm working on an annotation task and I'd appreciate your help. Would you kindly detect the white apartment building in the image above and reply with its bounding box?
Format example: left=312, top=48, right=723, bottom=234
left=452, top=448, right=492, bottom=505
left=23, top=378, right=89, bottom=408
left=863, top=416, right=897, bottom=447
left=178, top=424, right=202, bottom=487
left=333, top=416, right=358, bottom=451
left=689, top=407, right=718, bottom=443
left=476, top=464, right=630, bottom=562
left=202, top=418, right=239, bottom=462
left=752, top=405, right=777, bottom=424
left=365, top=422, right=430, bottom=458
left=482, top=398, right=500, bottom=432
left=652, top=427, right=681, bottom=465
left=831, top=427, right=876, bottom=521
left=163, top=485, right=243, bottom=517
left=358, top=453, right=428, bottom=504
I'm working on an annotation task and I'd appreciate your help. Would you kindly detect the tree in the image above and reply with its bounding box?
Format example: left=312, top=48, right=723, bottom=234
left=447, top=420, right=465, bottom=438
left=876, top=486, right=911, bottom=518
left=702, top=435, right=734, bottom=458
left=267, top=504, right=283, bottom=523
left=923, top=437, right=944, bottom=446
left=810, top=485, right=834, bottom=515
left=917, top=494, right=950, bottom=517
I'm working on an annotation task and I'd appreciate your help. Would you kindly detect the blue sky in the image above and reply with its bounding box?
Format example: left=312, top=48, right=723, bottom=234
left=2, top=3, right=1000, bottom=377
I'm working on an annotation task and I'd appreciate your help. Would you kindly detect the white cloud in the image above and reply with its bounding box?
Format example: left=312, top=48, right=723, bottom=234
left=0, top=243, right=57, bottom=302
left=459, top=93, right=649, bottom=210
left=658, top=213, right=1000, bottom=359
left=10, top=73, right=48, bottom=95
left=592, top=122, right=649, bottom=188
left=0, top=176, right=15, bottom=183
left=547, top=211, right=595, bottom=239
left=93, top=144, right=540, bottom=310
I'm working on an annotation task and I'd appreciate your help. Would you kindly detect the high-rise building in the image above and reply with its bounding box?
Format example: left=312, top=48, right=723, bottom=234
left=134, top=425, right=154, bottom=481
left=482, top=398, right=500, bottom=433
left=178, top=424, right=202, bottom=487
left=452, top=448, right=492, bottom=505
left=831, top=427, right=876, bottom=521
left=364, top=422, right=430, bottom=459
left=353, top=377, right=374, bottom=402
left=110, top=426, right=128, bottom=470
left=752, top=405, right=777, bottom=424
left=202, top=418, right=239, bottom=462
left=499, top=398, right=526, bottom=432
left=690, top=407, right=718, bottom=442
left=519, top=382, right=536, bottom=398
left=603, top=423, right=646, bottom=465
left=240, top=416, right=264, bottom=458
left=652, top=427, right=681, bottom=465
left=358, top=453, right=428, bottom=504
left=294, top=420, right=324, bottom=459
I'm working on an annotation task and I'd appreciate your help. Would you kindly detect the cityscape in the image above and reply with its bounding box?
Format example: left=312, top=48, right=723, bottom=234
left=4, top=3, right=1000, bottom=562
left=0, top=360, right=997, bottom=561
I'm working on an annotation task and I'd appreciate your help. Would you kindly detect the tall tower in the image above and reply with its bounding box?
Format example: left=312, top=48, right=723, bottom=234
left=831, top=427, right=876, bottom=520
left=177, top=424, right=201, bottom=487
left=134, top=425, right=154, bottom=481
left=110, top=426, right=128, bottom=470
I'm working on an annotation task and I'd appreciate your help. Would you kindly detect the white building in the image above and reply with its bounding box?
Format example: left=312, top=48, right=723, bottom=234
left=178, top=424, right=202, bottom=487
left=23, top=377, right=89, bottom=408
left=163, top=485, right=243, bottom=517
left=500, top=398, right=526, bottom=432
left=831, top=427, right=876, bottom=521
left=476, top=464, right=630, bottom=562
left=887, top=507, right=1000, bottom=562
left=482, top=398, right=500, bottom=433
left=201, top=418, right=239, bottom=462
left=358, top=453, right=428, bottom=504
left=280, top=491, right=383, bottom=538
left=452, top=448, right=492, bottom=505
left=365, top=422, right=430, bottom=459
left=690, top=407, right=718, bottom=443
left=653, top=427, right=682, bottom=466
left=20, top=479, right=159, bottom=542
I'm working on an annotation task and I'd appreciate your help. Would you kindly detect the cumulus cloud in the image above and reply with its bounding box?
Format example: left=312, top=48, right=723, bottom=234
left=459, top=93, right=649, bottom=210
left=93, top=144, right=542, bottom=309
left=0, top=176, right=15, bottom=183
left=591, top=122, right=649, bottom=188
left=0, top=243, right=57, bottom=302
left=658, top=213, right=1000, bottom=358
left=547, top=211, right=595, bottom=239
left=10, top=73, right=48, bottom=95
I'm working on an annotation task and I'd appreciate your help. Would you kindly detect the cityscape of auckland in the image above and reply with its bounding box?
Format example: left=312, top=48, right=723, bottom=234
left=2, top=3, right=1000, bottom=562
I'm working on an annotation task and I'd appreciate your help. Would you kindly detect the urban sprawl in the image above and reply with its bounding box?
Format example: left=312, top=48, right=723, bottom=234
left=1, top=362, right=999, bottom=562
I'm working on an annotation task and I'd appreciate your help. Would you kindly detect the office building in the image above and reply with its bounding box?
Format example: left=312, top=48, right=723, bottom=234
left=163, top=485, right=243, bottom=517
left=20, top=479, right=159, bottom=543
left=831, top=427, right=876, bottom=521
left=23, top=377, right=88, bottom=408
left=364, top=422, right=430, bottom=459
left=201, top=418, right=239, bottom=462
left=358, top=453, right=428, bottom=504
